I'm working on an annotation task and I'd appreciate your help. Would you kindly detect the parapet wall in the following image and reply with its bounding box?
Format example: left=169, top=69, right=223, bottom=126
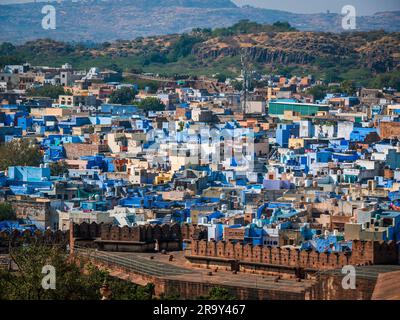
left=100, top=223, right=181, bottom=243
left=0, top=229, right=69, bottom=252
left=181, top=223, right=208, bottom=241
left=187, top=240, right=398, bottom=271
left=72, top=221, right=181, bottom=243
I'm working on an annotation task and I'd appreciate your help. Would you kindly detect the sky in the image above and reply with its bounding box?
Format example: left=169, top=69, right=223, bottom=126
left=0, top=0, right=399, bottom=16
left=233, top=0, right=400, bottom=15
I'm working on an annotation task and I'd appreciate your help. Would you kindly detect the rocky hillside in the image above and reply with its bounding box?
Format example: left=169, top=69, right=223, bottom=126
left=0, top=0, right=400, bottom=43
left=192, top=32, right=400, bottom=72
left=2, top=27, right=398, bottom=77
left=1, top=22, right=399, bottom=90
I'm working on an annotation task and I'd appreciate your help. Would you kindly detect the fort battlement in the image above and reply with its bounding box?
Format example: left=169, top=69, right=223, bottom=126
left=0, top=229, right=69, bottom=252
left=71, top=221, right=181, bottom=242
left=71, top=222, right=182, bottom=252
left=186, top=240, right=398, bottom=274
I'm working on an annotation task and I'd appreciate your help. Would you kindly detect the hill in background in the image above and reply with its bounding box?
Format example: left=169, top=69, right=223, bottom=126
left=0, top=0, right=400, bottom=43
left=1, top=21, right=399, bottom=90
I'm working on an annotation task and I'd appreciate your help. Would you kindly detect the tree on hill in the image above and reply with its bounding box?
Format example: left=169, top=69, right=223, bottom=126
left=211, top=20, right=297, bottom=37
left=108, top=87, right=137, bottom=105
left=368, top=70, right=400, bottom=91
left=167, top=34, right=203, bottom=62
left=49, top=160, right=69, bottom=177
left=0, top=202, right=16, bottom=222
left=306, top=85, right=328, bottom=101
left=340, top=80, right=357, bottom=95
left=0, top=139, right=42, bottom=171
left=26, top=85, right=71, bottom=100
left=136, top=97, right=166, bottom=112
left=272, top=21, right=297, bottom=31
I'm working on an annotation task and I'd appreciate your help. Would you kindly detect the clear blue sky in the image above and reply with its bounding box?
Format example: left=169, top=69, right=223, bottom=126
left=1, top=0, right=399, bottom=15
left=233, top=0, right=400, bottom=15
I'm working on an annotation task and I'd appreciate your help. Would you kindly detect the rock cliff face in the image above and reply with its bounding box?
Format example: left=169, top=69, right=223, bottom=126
left=356, top=35, right=400, bottom=71
left=6, top=31, right=400, bottom=75
left=191, top=32, right=400, bottom=71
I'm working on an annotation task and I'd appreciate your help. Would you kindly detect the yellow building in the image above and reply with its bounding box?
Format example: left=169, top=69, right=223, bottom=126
left=155, top=172, right=172, bottom=185
left=288, top=138, right=305, bottom=149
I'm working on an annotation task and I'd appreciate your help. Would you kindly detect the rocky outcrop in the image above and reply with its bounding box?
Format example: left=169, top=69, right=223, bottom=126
left=192, top=32, right=400, bottom=71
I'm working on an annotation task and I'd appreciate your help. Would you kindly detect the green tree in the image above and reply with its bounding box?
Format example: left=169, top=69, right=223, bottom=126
left=368, top=70, right=400, bottom=91
left=231, top=80, right=243, bottom=91
left=168, top=34, right=202, bottom=62
left=0, top=139, right=42, bottom=171
left=0, top=43, right=21, bottom=68
left=137, top=97, right=165, bottom=112
left=197, top=287, right=235, bottom=300
left=0, top=244, right=155, bottom=300
left=272, top=21, right=297, bottom=31
left=305, top=85, right=328, bottom=101
left=26, top=85, right=71, bottom=100
left=0, top=202, right=16, bottom=221
left=142, top=51, right=168, bottom=65
left=216, top=73, right=227, bottom=83
left=49, top=160, right=69, bottom=177
left=340, top=80, right=356, bottom=95
left=108, top=87, right=137, bottom=104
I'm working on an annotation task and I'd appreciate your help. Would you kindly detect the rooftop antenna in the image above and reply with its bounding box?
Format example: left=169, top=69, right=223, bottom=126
left=240, top=49, right=251, bottom=114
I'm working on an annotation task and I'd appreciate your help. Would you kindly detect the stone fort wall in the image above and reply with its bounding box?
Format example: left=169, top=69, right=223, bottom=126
left=71, top=221, right=181, bottom=243
left=0, top=229, right=69, bottom=252
left=187, top=240, right=398, bottom=271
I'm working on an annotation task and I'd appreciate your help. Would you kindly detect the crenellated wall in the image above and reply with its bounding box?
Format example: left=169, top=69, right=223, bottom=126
left=181, top=223, right=208, bottom=241
left=0, top=229, right=69, bottom=252
left=186, top=240, right=398, bottom=273
left=99, top=223, right=181, bottom=243
left=71, top=221, right=182, bottom=243
left=70, top=221, right=182, bottom=252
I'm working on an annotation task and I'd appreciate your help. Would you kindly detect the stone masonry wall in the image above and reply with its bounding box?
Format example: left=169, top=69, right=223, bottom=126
left=187, top=240, right=398, bottom=271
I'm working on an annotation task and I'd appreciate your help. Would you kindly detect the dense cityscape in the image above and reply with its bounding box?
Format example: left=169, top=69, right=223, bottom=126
left=0, top=0, right=400, bottom=305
